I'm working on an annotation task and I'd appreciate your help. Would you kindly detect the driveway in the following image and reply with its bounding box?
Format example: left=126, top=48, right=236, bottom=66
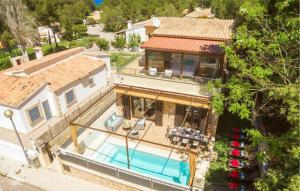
left=87, top=24, right=115, bottom=42
left=0, top=176, right=43, bottom=191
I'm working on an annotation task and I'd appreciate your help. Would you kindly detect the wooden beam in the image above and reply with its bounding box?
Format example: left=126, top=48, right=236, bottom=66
left=181, top=97, right=194, bottom=127
left=114, top=86, right=210, bottom=109
left=70, top=125, right=79, bottom=153
left=70, top=122, right=199, bottom=155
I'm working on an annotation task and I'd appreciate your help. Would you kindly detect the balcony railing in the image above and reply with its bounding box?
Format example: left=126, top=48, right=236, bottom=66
left=115, top=67, right=218, bottom=97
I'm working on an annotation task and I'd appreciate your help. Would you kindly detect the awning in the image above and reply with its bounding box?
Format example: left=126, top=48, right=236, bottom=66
left=141, top=36, right=224, bottom=55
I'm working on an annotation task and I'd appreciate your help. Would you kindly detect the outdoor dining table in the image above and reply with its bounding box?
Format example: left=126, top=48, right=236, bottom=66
left=170, top=127, right=208, bottom=143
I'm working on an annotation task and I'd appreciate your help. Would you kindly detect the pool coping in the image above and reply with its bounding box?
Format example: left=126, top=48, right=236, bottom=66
left=91, top=142, right=191, bottom=186
left=60, top=148, right=191, bottom=191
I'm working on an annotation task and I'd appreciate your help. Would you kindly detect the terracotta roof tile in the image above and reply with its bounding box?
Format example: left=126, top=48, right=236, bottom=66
left=145, top=17, right=234, bottom=41
left=0, top=49, right=105, bottom=107
left=141, top=36, right=224, bottom=54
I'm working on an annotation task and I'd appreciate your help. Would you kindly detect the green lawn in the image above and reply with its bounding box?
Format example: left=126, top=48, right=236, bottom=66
left=110, top=52, right=141, bottom=68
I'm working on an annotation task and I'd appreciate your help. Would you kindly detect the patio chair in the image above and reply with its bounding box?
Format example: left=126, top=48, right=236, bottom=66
left=172, top=136, right=180, bottom=144
left=164, top=69, right=172, bottom=78
left=148, top=67, right=157, bottom=76
left=181, top=138, right=190, bottom=146
left=192, top=141, right=199, bottom=148
left=136, top=117, right=146, bottom=130
left=129, top=129, right=139, bottom=139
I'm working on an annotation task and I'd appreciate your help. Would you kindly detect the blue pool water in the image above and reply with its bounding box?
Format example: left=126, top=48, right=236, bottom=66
left=92, top=143, right=190, bottom=185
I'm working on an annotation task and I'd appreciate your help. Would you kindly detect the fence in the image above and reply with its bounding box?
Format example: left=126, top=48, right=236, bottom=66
left=37, top=84, right=115, bottom=144
left=60, top=149, right=191, bottom=191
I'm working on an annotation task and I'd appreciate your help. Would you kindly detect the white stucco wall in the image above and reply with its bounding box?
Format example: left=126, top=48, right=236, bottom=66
left=58, top=69, right=108, bottom=114
left=125, top=26, right=147, bottom=43
left=0, top=55, right=111, bottom=134
left=0, top=105, right=27, bottom=133
left=19, top=86, right=59, bottom=133
left=0, top=139, right=36, bottom=164
left=0, top=86, right=59, bottom=133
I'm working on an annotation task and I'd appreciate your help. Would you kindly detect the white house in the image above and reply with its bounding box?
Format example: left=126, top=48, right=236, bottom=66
left=0, top=47, right=111, bottom=163
left=38, top=26, right=60, bottom=44
left=116, top=17, right=174, bottom=44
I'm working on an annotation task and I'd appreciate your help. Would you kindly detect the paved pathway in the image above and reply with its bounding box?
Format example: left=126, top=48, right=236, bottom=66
left=0, top=155, right=116, bottom=191
left=0, top=176, right=43, bottom=191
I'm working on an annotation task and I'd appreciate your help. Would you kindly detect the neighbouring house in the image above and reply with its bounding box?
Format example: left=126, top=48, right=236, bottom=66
left=92, top=11, right=100, bottom=20
left=38, top=26, right=60, bottom=44
left=116, top=20, right=149, bottom=44
left=184, top=7, right=215, bottom=18
left=0, top=47, right=112, bottom=164
left=55, top=17, right=234, bottom=191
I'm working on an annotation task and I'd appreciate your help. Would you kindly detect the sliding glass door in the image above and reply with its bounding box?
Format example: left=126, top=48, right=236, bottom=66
left=131, top=97, right=156, bottom=121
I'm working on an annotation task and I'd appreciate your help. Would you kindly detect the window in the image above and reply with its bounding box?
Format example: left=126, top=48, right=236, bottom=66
left=42, top=100, right=52, bottom=120
left=198, top=57, right=219, bottom=78
left=27, top=105, right=43, bottom=125
left=89, top=77, right=95, bottom=87
left=65, top=89, right=76, bottom=106
left=148, top=51, right=164, bottom=72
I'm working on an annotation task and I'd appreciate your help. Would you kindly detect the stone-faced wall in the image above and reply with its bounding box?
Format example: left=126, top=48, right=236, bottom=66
left=115, top=93, right=123, bottom=116
left=162, top=102, right=176, bottom=127
left=204, top=109, right=219, bottom=138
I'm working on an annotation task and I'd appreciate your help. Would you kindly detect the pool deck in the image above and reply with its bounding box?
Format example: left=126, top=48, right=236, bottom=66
left=63, top=102, right=212, bottom=190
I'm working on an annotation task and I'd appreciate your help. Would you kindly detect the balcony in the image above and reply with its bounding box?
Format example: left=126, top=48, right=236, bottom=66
left=113, top=67, right=219, bottom=98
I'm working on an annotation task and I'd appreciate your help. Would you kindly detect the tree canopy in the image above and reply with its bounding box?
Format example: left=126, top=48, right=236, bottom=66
left=100, top=0, right=200, bottom=32
left=211, top=0, right=300, bottom=190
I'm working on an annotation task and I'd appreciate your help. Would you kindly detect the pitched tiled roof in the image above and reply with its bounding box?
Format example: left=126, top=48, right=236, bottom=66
left=141, top=36, right=224, bottom=54
left=6, top=47, right=83, bottom=74
left=184, top=8, right=215, bottom=18
left=0, top=48, right=105, bottom=108
left=145, top=17, right=234, bottom=41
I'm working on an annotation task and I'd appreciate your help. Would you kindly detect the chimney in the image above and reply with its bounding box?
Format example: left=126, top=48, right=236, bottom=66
left=127, top=20, right=133, bottom=29
left=34, top=47, right=43, bottom=59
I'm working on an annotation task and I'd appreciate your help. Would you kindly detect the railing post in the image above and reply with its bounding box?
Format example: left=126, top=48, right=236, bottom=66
left=150, top=179, right=154, bottom=189
left=125, top=136, right=130, bottom=169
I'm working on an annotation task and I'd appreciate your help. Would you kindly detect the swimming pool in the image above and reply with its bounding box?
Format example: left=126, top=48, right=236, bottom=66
left=92, top=142, right=190, bottom=186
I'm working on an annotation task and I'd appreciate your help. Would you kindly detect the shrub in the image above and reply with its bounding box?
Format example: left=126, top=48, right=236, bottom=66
left=0, top=57, right=12, bottom=70
left=86, top=17, right=96, bottom=25
left=112, top=36, right=126, bottom=50
left=72, top=24, right=87, bottom=38
left=26, top=48, right=36, bottom=60
left=127, top=34, right=141, bottom=51
left=96, top=38, right=109, bottom=51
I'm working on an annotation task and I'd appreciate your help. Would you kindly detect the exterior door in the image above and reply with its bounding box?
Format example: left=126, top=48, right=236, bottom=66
left=122, top=95, right=131, bottom=120
left=42, top=100, right=52, bottom=120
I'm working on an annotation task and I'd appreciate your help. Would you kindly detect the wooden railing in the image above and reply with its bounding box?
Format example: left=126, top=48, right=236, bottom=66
left=36, top=84, right=115, bottom=144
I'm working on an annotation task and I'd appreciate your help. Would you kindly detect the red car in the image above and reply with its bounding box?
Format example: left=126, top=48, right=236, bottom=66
left=230, top=133, right=247, bottom=141
left=230, top=140, right=246, bottom=149
left=228, top=182, right=249, bottom=191
left=228, top=170, right=246, bottom=181
left=229, top=159, right=249, bottom=169
left=230, top=149, right=248, bottom=159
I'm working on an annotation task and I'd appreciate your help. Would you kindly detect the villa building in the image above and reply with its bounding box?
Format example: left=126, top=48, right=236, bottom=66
left=0, top=47, right=112, bottom=164
left=55, top=17, right=234, bottom=191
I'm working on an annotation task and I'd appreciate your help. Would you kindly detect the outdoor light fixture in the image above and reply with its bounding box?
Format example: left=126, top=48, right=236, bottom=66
left=4, top=109, right=31, bottom=165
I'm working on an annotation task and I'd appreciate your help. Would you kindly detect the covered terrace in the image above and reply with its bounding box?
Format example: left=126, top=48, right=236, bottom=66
left=59, top=85, right=213, bottom=190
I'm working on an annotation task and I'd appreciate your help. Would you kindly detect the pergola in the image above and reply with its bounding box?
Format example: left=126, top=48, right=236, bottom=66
left=69, top=85, right=211, bottom=186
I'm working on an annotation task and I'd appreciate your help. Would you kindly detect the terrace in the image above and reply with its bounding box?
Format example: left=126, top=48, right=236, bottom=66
left=59, top=86, right=213, bottom=191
